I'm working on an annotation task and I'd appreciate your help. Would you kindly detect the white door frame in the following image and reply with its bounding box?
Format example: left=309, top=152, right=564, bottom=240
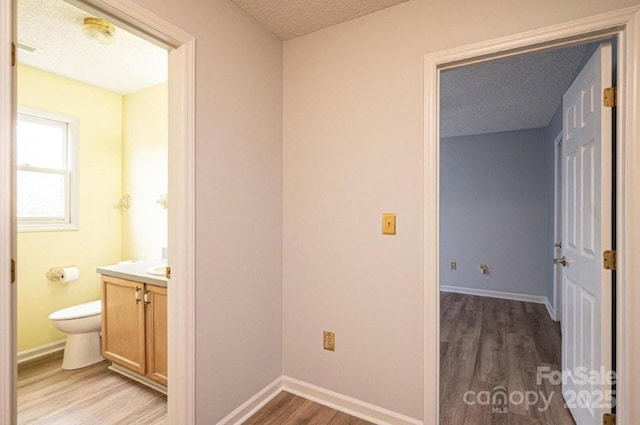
left=553, top=130, right=563, bottom=323
left=424, top=6, right=640, bottom=424
left=0, top=1, right=196, bottom=424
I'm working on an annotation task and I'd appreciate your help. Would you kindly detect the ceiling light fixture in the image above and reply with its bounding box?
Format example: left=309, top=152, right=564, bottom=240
left=82, top=17, right=116, bottom=44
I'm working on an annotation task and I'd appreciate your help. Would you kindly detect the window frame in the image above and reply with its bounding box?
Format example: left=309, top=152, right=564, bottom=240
left=17, top=107, right=79, bottom=232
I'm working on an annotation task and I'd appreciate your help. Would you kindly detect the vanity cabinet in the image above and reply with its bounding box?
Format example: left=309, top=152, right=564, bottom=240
left=101, top=275, right=167, bottom=386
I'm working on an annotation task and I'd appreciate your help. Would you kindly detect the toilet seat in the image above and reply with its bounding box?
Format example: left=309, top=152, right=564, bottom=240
left=48, top=300, right=102, bottom=321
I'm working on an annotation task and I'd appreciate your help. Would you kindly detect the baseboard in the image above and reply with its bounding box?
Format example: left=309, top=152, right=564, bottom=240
left=544, top=298, right=558, bottom=321
left=440, top=285, right=547, bottom=304
left=17, top=339, right=66, bottom=365
left=216, top=376, right=283, bottom=425
left=282, top=376, right=423, bottom=425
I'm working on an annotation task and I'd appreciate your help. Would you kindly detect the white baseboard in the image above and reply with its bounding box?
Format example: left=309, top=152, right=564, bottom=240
left=17, top=339, right=66, bottom=364
left=282, top=376, right=423, bottom=425
left=544, top=298, right=558, bottom=321
left=440, top=285, right=547, bottom=305
left=216, top=376, right=283, bottom=425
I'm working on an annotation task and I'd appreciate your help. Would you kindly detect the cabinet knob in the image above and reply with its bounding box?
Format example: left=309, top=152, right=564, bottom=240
left=135, top=287, right=141, bottom=304
left=144, top=289, right=151, bottom=305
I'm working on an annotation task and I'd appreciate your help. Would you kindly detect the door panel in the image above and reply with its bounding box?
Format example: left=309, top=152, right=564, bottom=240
left=561, top=42, right=613, bottom=425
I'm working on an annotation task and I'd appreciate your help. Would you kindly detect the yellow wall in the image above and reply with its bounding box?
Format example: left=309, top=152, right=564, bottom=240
left=17, top=65, right=123, bottom=352
left=121, top=84, right=168, bottom=260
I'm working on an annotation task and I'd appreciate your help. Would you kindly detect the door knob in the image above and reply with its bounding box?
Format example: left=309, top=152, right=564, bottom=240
left=553, top=256, right=568, bottom=267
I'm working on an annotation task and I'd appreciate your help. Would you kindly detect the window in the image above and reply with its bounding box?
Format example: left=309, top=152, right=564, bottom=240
left=17, top=108, right=78, bottom=232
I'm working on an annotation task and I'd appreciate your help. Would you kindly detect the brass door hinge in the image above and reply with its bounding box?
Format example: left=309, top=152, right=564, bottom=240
left=603, top=413, right=616, bottom=425
left=11, top=42, right=15, bottom=67
left=10, top=259, right=15, bottom=283
left=604, top=87, right=617, bottom=107
left=603, top=250, right=616, bottom=271
left=165, top=266, right=171, bottom=280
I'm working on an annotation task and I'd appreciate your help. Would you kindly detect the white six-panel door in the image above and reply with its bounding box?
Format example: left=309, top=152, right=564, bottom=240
left=561, top=42, right=613, bottom=425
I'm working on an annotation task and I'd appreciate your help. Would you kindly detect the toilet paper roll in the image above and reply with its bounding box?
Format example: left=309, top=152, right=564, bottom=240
left=60, top=267, right=80, bottom=283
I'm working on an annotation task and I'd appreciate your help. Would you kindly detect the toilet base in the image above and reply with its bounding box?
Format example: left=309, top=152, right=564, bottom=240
left=61, top=331, right=104, bottom=370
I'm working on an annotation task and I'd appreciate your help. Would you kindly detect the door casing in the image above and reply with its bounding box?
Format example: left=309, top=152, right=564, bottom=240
left=424, top=6, right=640, bottom=424
left=0, top=0, right=196, bottom=424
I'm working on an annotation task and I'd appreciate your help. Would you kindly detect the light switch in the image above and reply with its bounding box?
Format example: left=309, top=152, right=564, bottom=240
left=382, top=213, right=396, bottom=235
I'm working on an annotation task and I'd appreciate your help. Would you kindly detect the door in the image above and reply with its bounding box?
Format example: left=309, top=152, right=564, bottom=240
left=145, top=284, right=168, bottom=386
left=102, top=276, right=146, bottom=374
left=0, top=1, right=17, bottom=423
left=561, top=42, right=613, bottom=425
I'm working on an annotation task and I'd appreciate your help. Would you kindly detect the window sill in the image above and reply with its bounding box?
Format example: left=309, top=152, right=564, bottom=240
left=18, top=223, right=79, bottom=233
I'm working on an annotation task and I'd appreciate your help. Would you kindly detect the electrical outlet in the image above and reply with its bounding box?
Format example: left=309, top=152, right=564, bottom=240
left=323, top=331, right=335, bottom=351
left=450, top=261, right=457, bottom=270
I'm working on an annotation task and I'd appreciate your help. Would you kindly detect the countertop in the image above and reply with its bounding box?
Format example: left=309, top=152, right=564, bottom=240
left=97, top=259, right=168, bottom=287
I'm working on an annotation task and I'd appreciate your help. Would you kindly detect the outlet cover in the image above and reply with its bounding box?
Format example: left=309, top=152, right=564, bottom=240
left=323, top=331, right=335, bottom=351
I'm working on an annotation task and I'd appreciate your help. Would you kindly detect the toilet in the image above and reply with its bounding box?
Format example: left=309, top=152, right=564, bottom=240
left=48, top=300, right=103, bottom=370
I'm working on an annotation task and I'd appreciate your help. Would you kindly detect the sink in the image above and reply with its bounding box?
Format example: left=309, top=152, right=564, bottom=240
left=146, top=265, right=168, bottom=276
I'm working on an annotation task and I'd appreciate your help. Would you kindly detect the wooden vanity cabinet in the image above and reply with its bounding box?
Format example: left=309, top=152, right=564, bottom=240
left=101, top=275, right=167, bottom=386
left=144, top=284, right=167, bottom=386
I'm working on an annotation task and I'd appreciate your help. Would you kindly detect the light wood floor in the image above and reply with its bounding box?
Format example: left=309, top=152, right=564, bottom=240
left=440, top=292, right=576, bottom=425
left=18, top=353, right=166, bottom=425
left=244, top=391, right=372, bottom=425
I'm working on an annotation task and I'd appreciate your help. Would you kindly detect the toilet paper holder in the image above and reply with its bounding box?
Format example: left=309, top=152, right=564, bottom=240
left=47, top=266, right=78, bottom=282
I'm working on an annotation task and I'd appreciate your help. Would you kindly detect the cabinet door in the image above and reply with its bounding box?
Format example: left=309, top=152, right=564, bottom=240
left=102, top=276, right=146, bottom=374
left=145, top=284, right=167, bottom=385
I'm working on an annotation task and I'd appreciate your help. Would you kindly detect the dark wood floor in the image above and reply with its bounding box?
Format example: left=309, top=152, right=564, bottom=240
left=440, top=292, right=576, bottom=425
left=18, top=353, right=166, bottom=425
left=244, top=391, right=372, bottom=425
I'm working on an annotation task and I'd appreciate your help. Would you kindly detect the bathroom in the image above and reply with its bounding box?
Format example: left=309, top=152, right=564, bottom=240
left=15, top=0, right=169, bottom=420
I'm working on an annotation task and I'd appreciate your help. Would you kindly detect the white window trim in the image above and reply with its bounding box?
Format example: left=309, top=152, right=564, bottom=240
left=17, top=106, right=79, bottom=232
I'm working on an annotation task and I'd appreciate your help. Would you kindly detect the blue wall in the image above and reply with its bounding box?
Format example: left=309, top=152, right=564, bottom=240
left=440, top=129, right=549, bottom=298
left=544, top=104, right=562, bottom=303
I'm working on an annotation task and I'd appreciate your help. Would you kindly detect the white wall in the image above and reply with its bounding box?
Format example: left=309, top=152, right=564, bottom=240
left=283, top=0, right=639, bottom=420
left=440, top=129, right=548, bottom=298
left=127, top=0, right=283, bottom=422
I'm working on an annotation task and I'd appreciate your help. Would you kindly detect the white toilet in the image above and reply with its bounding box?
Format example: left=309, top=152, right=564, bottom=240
left=48, top=300, right=104, bottom=370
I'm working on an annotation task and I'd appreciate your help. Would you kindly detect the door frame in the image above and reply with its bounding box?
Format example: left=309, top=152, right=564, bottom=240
left=0, top=1, right=196, bottom=424
left=553, top=130, right=563, bottom=323
left=424, top=6, right=640, bottom=424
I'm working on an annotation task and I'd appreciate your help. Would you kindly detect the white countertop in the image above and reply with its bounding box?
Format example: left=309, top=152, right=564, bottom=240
left=97, top=259, right=168, bottom=287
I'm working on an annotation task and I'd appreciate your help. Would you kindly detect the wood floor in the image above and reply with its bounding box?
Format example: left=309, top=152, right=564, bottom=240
left=244, top=391, right=372, bottom=425
left=440, top=292, right=576, bottom=425
left=18, top=353, right=166, bottom=425
left=18, top=294, right=576, bottom=425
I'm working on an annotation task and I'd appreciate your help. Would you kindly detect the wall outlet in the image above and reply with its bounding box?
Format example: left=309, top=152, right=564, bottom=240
left=450, top=261, right=457, bottom=270
left=323, top=331, right=335, bottom=351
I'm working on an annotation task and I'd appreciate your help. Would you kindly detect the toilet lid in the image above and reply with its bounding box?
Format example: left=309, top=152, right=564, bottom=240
left=48, top=300, right=102, bottom=321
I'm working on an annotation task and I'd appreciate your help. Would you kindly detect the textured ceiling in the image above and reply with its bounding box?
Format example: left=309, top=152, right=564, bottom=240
left=230, top=0, right=408, bottom=40
left=440, top=44, right=590, bottom=138
left=18, top=0, right=167, bottom=95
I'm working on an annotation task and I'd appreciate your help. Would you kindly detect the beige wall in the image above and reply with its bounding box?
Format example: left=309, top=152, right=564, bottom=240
left=127, top=0, right=283, bottom=422
left=282, top=0, right=640, bottom=420
left=17, top=65, right=122, bottom=352
left=121, top=84, right=168, bottom=261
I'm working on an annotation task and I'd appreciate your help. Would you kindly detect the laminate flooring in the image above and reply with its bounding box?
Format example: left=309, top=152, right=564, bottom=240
left=440, top=292, right=576, bottom=425
left=244, top=391, right=373, bottom=425
left=18, top=353, right=166, bottom=425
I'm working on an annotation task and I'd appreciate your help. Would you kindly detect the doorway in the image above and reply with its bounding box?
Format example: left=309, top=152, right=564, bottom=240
left=0, top=0, right=195, bottom=423
left=438, top=41, right=604, bottom=425
left=16, top=0, right=169, bottom=420
left=423, top=7, right=640, bottom=425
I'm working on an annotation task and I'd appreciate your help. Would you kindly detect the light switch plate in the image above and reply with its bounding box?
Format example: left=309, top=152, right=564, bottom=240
left=382, top=213, right=396, bottom=235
